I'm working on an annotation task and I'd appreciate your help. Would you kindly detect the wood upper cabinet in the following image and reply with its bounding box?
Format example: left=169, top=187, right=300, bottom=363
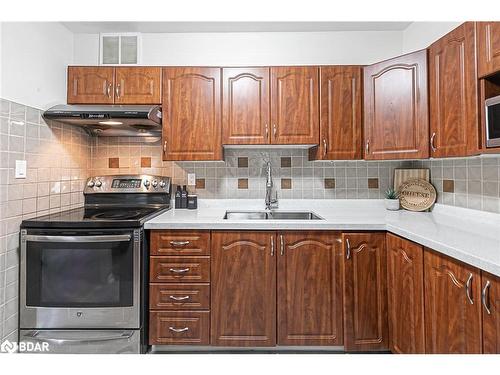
left=386, top=233, right=425, bottom=354
left=277, top=231, right=343, bottom=346
left=482, top=271, right=500, bottom=353
left=270, top=67, right=319, bottom=144
left=477, top=22, right=500, bottom=78
left=67, top=67, right=115, bottom=104
left=429, top=22, right=479, bottom=158
left=211, top=231, right=276, bottom=346
left=363, top=50, right=429, bottom=160
left=114, top=67, right=161, bottom=104
left=162, top=67, right=222, bottom=161
left=424, top=249, right=482, bottom=353
left=342, top=232, right=389, bottom=351
left=310, top=66, right=362, bottom=160
left=222, top=68, right=270, bottom=145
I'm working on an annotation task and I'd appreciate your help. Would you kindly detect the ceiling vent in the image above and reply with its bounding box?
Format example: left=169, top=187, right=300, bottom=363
left=100, top=33, right=141, bottom=65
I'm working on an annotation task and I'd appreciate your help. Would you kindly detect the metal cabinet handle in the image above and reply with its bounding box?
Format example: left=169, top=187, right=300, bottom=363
left=365, top=140, right=369, bottom=154
left=169, top=327, right=189, bottom=333
left=115, top=83, right=121, bottom=98
left=465, top=273, right=474, bottom=305
left=265, top=123, right=269, bottom=138
left=24, top=234, right=131, bottom=243
left=280, top=234, right=284, bottom=256
left=169, top=268, right=190, bottom=273
left=345, top=238, right=351, bottom=260
left=170, top=240, right=190, bottom=247
left=169, top=295, right=190, bottom=301
left=270, top=236, right=275, bottom=256
left=106, top=82, right=112, bottom=97
left=273, top=124, right=277, bottom=138
left=482, top=280, right=491, bottom=314
left=430, top=132, right=437, bottom=152
left=323, top=138, right=328, bottom=156
left=163, top=140, right=167, bottom=153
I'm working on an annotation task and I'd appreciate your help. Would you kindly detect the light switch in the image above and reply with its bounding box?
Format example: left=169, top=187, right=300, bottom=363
left=15, top=160, right=27, bottom=179
left=187, top=173, right=196, bottom=186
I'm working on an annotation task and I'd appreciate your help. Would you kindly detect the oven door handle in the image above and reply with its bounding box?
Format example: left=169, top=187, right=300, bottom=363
left=23, top=330, right=134, bottom=344
left=24, top=234, right=132, bottom=243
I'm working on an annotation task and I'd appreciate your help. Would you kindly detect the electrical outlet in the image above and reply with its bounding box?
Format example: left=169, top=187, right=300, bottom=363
left=187, top=173, right=196, bottom=186
left=15, top=160, right=27, bottom=178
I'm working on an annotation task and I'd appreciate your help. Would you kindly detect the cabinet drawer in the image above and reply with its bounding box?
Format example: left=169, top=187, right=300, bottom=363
left=149, top=311, right=210, bottom=345
left=150, top=256, right=210, bottom=283
left=150, top=283, right=210, bottom=310
left=151, top=230, right=210, bottom=256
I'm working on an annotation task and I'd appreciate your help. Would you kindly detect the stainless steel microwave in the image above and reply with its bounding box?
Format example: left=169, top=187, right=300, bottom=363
left=486, top=95, right=500, bottom=148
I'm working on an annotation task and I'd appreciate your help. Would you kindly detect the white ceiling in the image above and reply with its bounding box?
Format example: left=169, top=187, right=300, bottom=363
left=61, top=21, right=412, bottom=34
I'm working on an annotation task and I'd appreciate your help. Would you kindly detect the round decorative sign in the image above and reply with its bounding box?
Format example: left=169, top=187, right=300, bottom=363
left=398, top=178, right=437, bottom=212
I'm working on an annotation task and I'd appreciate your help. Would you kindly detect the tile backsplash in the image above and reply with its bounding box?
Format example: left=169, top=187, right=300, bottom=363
left=0, top=99, right=91, bottom=343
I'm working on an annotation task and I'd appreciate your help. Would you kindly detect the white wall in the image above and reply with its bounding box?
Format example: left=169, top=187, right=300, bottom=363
left=402, top=22, right=462, bottom=54
left=0, top=22, right=74, bottom=109
left=73, top=31, right=404, bottom=66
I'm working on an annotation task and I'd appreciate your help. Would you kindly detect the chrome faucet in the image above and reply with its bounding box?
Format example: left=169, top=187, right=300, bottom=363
left=265, top=161, right=278, bottom=210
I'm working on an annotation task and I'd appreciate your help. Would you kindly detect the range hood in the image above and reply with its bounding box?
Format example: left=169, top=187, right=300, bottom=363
left=42, top=105, right=162, bottom=137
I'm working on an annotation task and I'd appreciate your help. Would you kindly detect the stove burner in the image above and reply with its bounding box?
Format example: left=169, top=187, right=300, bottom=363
left=85, top=208, right=157, bottom=221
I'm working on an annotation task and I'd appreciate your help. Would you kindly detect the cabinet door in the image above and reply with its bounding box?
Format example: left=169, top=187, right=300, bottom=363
left=424, top=249, right=482, bottom=353
left=477, top=22, right=500, bottom=78
left=211, top=231, right=276, bottom=346
left=386, top=233, right=425, bottom=354
left=270, top=67, right=319, bottom=144
left=277, top=231, right=343, bottom=346
left=114, top=67, right=161, bottom=104
left=342, top=232, right=388, bottom=351
left=162, top=67, right=222, bottom=161
left=222, top=67, right=270, bottom=144
left=429, top=22, right=479, bottom=157
left=363, top=50, right=429, bottom=160
left=482, top=271, right=500, bottom=354
left=67, top=66, right=114, bottom=104
left=311, top=66, right=362, bottom=160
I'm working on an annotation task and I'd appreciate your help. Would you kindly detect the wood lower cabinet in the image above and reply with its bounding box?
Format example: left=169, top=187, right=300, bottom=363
left=277, top=231, right=343, bottom=346
left=150, top=256, right=210, bottom=283
left=150, top=283, right=210, bottom=311
left=386, top=233, right=425, bottom=354
left=481, top=271, right=500, bottom=353
left=162, top=67, right=222, bottom=161
left=211, top=231, right=276, bottom=346
left=342, top=232, right=388, bottom=351
left=429, top=22, right=479, bottom=157
left=310, top=66, right=362, bottom=160
left=424, top=249, right=482, bottom=353
left=150, top=311, right=210, bottom=345
left=114, top=67, right=161, bottom=104
left=476, top=22, right=500, bottom=78
left=150, top=230, right=210, bottom=256
left=270, top=67, right=319, bottom=144
left=363, top=50, right=429, bottom=160
left=222, top=67, right=270, bottom=145
left=67, top=66, right=115, bottom=104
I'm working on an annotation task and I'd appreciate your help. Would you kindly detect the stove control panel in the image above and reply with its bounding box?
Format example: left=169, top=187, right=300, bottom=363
left=84, top=175, right=171, bottom=194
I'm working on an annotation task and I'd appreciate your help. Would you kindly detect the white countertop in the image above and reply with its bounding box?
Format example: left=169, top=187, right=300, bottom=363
left=145, top=199, right=500, bottom=277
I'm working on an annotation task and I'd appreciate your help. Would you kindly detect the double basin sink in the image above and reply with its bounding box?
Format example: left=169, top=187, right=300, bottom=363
left=223, top=210, right=323, bottom=220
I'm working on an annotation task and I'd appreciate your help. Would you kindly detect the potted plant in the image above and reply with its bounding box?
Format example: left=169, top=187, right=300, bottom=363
left=384, top=188, right=400, bottom=211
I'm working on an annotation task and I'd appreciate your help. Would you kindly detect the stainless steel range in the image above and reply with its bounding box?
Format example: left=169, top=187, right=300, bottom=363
left=19, top=174, right=171, bottom=354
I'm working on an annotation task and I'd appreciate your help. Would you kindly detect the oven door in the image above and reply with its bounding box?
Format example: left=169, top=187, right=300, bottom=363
left=20, top=228, right=141, bottom=329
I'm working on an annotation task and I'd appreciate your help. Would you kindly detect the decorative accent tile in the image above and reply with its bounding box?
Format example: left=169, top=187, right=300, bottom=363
left=324, top=178, right=336, bottom=189
left=368, top=178, right=379, bottom=189
left=108, top=157, right=119, bottom=168
left=141, top=157, right=151, bottom=167
left=281, top=157, right=292, bottom=168
left=195, top=178, right=206, bottom=189
left=443, top=179, right=455, bottom=193
left=281, top=178, right=292, bottom=189
left=237, top=157, right=248, bottom=168
left=238, top=178, right=248, bottom=189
